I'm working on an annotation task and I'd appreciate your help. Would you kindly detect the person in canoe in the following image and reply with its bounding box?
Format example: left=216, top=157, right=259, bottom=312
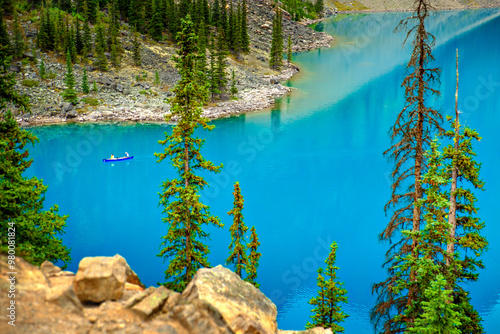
left=110, top=154, right=116, bottom=159
left=125, top=152, right=129, bottom=157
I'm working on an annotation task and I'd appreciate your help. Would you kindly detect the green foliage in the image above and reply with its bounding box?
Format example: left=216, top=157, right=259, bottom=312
left=94, top=24, right=108, bottom=71
left=0, top=18, right=11, bottom=61
left=240, top=0, right=249, bottom=52
left=129, top=0, right=145, bottom=32
left=409, top=274, right=464, bottom=334
left=87, top=0, right=99, bottom=23
left=269, top=7, right=283, bottom=70
left=226, top=182, right=248, bottom=277
left=110, top=41, right=121, bottom=68
left=62, top=50, right=78, bottom=104
left=75, top=17, right=84, bottom=55
left=211, top=29, right=228, bottom=100
left=47, top=72, right=57, bottom=79
left=154, top=70, right=161, bottom=86
left=21, top=79, right=40, bottom=88
left=39, top=60, right=47, bottom=80
left=0, top=49, right=29, bottom=112
left=230, top=69, right=238, bottom=97
left=212, top=0, right=220, bottom=28
left=81, top=67, right=90, bottom=94
left=82, top=14, right=92, bottom=51
left=306, top=242, right=349, bottom=333
left=81, top=96, right=100, bottom=105
left=245, top=226, right=261, bottom=288
left=92, top=80, right=98, bottom=92
left=155, top=15, right=222, bottom=292
left=315, top=0, right=324, bottom=17
left=12, top=10, right=25, bottom=59
left=0, top=111, right=71, bottom=268
left=287, top=35, right=293, bottom=64
left=149, top=0, right=164, bottom=41
left=37, top=7, right=56, bottom=51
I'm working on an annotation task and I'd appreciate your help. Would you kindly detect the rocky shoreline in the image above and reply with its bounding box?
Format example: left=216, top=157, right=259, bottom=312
left=17, top=64, right=303, bottom=127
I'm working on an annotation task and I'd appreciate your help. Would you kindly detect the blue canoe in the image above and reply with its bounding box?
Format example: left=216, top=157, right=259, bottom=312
left=103, top=156, right=134, bottom=163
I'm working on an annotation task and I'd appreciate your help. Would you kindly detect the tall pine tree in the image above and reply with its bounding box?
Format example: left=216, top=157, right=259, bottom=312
left=226, top=182, right=248, bottom=277
left=62, top=50, right=78, bottom=104
left=306, top=242, right=349, bottom=333
left=0, top=111, right=72, bottom=268
left=371, top=1, right=443, bottom=332
left=155, top=15, right=222, bottom=292
left=245, top=226, right=261, bottom=288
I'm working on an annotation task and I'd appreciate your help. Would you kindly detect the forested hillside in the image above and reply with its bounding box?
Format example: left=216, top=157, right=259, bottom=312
left=1, top=0, right=332, bottom=124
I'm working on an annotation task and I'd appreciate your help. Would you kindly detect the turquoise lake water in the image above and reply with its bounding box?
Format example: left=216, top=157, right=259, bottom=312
left=27, top=10, right=500, bottom=333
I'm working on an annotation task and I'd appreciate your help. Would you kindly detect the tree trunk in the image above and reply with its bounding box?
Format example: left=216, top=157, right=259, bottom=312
left=447, top=50, right=460, bottom=266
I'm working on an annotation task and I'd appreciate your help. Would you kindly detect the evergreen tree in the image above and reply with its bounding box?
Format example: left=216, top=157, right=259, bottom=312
left=69, top=25, right=77, bottom=63
left=196, top=30, right=209, bottom=92
left=110, top=40, right=121, bottom=68
left=12, top=10, right=25, bottom=59
left=87, top=0, right=99, bottom=23
left=154, top=70, right=161, bottom=86
left=92, top=80, right=98, bottom=92
left=212, top=0, right=220, bottom=28
left=306, top=242, right=349, bottom=333
left=75, top=17, right=84, bottom=55
left=371, top=1, right=443, bottom=331
left=0, top=46, right=29, bottom=112
left=129, top=0, right=145, bottom=32
left=149, top=0, right=164, bottom=41
left=213, top=28, right=228, bottom=99
left=232, top=1, right=242, bottom=54
left=220, top=0, right=228, bottom=37
left=132, top=33, right=141, bottom=66
left=0, top=0, right=14, bottom=15
left=0, top=111, right=71, bottom=268
left=226, top=182, right=248, bottom=277
left=410, top=275, right=463, bottom=334
left=202, top=0, right=210, bottom=25
left=83, top=14, right=92, bottom=53
left=62, top=50, right=78, bottom=104
left=315, top=0, right=324, bottom=17
left=38, top=7, right=56, bottom=51
left=240, top=0, right=249, bottom=52
left=269, top=7, right=283, bottom=70
left=230, top=69, right=237, bottom=97
left=94, top=24, right=108, bottom=71
left=287, top=35, right=292, bottom=65
left=39, top=59, right=47, bottom=80
left=155, top=15, right=222, bottom=292
left=145, top=0, right=154, bottom=23
left=227, top=0, right=235, bottom=49
left=82, top=67, right=90, bottom=93
left=208, top=42, right=218, bottom=101
left=245, top=226, right=261, bottom=287
left=0, top=18, right=10, bottom=60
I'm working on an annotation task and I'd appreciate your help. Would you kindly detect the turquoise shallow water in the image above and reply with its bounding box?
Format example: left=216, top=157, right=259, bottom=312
left=27, top=10, right=500, bottom=333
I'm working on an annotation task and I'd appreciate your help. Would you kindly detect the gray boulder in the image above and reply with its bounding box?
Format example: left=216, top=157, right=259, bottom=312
left=182, top=265, right=278, bottom=334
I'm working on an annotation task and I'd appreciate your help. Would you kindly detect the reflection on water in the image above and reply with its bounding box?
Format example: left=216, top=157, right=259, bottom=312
left=26, top=9, right=500, bottom=334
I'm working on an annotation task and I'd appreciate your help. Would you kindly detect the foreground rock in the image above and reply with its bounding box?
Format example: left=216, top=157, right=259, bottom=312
left=0, top=254, right=331, bottom=333
left=74, top=254, right=143, bottom=303
left=183, top=265, right=278, bottom=334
